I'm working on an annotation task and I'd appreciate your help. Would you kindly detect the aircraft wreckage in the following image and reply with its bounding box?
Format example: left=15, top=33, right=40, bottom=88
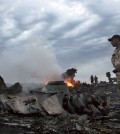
left=0, top=68, right=120, bottom=134
left=0, top=68, right=110, bottom=115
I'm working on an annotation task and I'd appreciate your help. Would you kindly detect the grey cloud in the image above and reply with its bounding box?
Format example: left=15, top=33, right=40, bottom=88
left=82, top=1, right=120, bottom=16
left=56, top=45, right=113, bottom=68
left=0, top=0, right=120, bottom=83
left=47, top=20, right=85, bottom=41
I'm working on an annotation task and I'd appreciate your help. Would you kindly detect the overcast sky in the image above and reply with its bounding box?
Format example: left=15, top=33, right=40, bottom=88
left=0, top=0, right=120, bottom=83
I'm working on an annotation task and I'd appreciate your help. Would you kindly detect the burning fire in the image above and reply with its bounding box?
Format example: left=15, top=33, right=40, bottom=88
left=64, top=78, right=75, bottom=88
left=64, top=79, right=81, bottom=88
left=66, top=81, right=74, bottom=87
left=43, top=74, right=80, bottom=89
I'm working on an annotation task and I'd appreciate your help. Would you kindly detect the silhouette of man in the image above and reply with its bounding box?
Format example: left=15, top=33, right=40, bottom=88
left=94, top=75, right=98, bottom=84
left=90, top=75, right=94, bottom=84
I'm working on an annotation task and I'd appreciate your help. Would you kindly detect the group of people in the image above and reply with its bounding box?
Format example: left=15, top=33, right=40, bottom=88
left=108, top=34, right=120, bottom=94
left=90, top=34, right=120, bottom=94
left=90, top=75, right=98, bottom=84
left=89, top=34, right=120, bottom=94
left=62, top=35, right=120, bottom=95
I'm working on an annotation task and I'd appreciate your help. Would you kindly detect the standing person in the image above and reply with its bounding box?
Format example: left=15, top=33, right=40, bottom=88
left=90, top=75, right=94, bottom=84
left=108, top=34, right=120, bottom=93
left=106, top=72, right=113, bottom=84
left=94, top=75, right=98, bottom=84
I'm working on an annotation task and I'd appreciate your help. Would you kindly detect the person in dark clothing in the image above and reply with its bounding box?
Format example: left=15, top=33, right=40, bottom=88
left=94, top=75, right=98, bottom=84
left=90, top=75, right=94, bottom=84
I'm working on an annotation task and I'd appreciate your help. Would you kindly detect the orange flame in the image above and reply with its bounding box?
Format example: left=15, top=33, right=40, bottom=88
left=66, top=81, right=74, bottom=87
left=64, top=79, right=74, bottom=88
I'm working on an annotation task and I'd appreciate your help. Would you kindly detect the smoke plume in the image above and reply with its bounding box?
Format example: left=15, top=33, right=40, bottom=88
left=0, top=37, right=63, bottom=83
